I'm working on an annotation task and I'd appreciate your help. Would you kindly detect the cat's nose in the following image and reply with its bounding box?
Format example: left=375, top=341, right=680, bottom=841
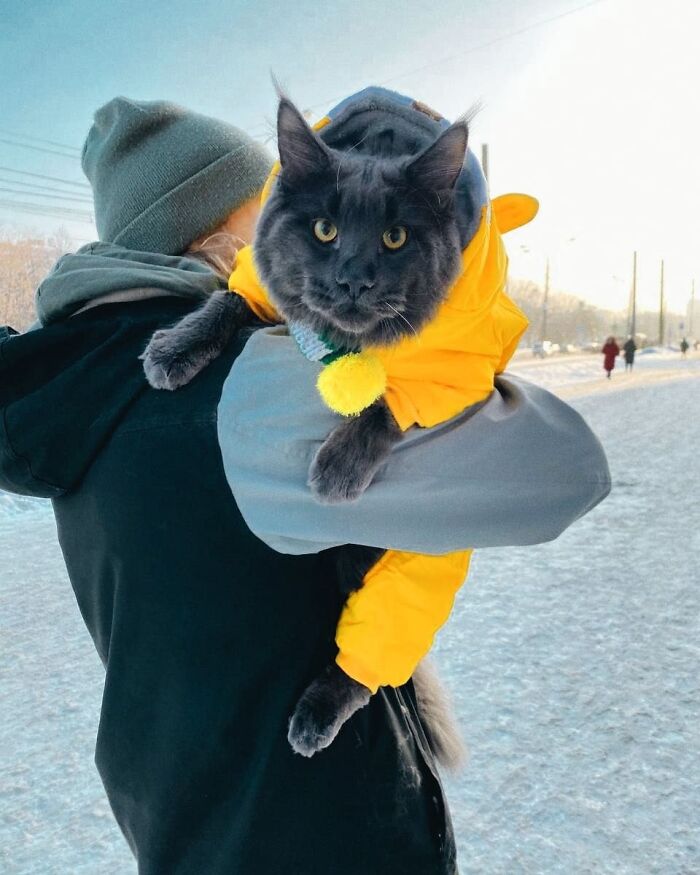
left=336, top=277, right=375, bottom=301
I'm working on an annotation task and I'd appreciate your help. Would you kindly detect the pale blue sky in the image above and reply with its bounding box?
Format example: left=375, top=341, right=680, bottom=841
left=1, top=0, right=698, bottom=314
left=1, top=0, right=551, bottom=142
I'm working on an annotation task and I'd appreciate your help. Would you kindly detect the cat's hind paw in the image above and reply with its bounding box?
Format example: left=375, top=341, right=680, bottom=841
left=288, top=664, right=371, bottom=757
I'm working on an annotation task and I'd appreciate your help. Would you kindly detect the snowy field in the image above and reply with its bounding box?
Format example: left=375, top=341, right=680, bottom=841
left=1, top=352, right=698, bottom=874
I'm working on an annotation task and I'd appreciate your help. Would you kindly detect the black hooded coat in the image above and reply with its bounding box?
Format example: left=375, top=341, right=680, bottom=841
left=0, top=291, right=457, bottom=874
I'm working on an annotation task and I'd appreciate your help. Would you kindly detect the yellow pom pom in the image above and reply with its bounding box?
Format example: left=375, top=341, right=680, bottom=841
left=316, top=352, right=387, bottom=416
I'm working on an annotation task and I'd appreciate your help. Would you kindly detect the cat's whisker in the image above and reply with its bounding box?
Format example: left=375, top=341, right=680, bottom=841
left=384, top=301, right=419, bottom=339
left=380, top=315, right=408, bottom=346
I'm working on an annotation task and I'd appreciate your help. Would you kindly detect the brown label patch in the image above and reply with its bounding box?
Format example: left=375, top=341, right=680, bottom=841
left=412, top=100, right=444, bottom=122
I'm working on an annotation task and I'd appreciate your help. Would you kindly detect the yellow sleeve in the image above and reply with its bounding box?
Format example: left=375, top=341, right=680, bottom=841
left=227, top=244, right=280, bottom=323
left=335, top=548, right=472, bottom=693
left=372, top=202, right=529, bottom=431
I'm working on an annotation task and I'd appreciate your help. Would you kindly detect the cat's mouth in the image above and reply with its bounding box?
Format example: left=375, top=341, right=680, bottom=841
left=326, top=309, right=381, bottom=334
left=301, top=291, right=381, bottom=335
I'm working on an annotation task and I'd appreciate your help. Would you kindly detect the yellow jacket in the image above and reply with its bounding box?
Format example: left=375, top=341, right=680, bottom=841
left=227, top=137, right=536, bottom=692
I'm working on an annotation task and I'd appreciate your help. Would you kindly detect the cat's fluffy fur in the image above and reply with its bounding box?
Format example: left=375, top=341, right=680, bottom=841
left=412, top=658, right=468, bottom=771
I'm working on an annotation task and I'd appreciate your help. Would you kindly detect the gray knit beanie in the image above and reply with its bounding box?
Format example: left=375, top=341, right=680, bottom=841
left=82, top=97, right=273, bottom=255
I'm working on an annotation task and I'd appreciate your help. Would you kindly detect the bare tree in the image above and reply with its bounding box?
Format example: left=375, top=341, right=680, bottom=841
left=507, top=277, right=683, bottom=347
left=0, top=227, right=75, bottom=330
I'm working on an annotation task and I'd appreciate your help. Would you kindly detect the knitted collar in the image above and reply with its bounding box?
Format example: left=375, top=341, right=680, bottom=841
left=287, top=321, right=355, bottom=365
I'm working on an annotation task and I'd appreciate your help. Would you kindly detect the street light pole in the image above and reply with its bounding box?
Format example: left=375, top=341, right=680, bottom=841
left=541, top=257, right=550, bottom=343
left=659, top=259, right=665, bottom=347
left=629, top=251, right=637, bottom=337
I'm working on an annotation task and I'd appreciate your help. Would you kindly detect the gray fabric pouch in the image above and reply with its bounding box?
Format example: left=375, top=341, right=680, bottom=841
left=217, top=326, right=611, bottom=556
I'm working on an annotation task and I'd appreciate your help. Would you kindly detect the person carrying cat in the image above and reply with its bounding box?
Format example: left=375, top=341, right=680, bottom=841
left=143, top=87, right=540, bottom=757
left=0, top=96, right=464, bottom=874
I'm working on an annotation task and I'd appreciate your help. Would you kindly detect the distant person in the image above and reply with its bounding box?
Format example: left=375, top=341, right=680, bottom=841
left=623, top=335, right=637, bottom=371
left=680, top=337, right=689, bottom=357
left=602, top=336, right=620, bottom=379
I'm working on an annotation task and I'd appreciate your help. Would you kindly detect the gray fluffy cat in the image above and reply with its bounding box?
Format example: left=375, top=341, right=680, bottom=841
left=142, top=96, right=470, bottom=760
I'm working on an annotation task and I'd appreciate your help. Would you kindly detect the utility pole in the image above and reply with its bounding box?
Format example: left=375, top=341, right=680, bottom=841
left=541, top=257, right=550, bottom=342
left=659, top=259, right=665, bottom=347
left=690, top=278, right=695, bottom=337
left=481, top=143, right=489, bottom=184
left=628, top=251, right=637, bottom=338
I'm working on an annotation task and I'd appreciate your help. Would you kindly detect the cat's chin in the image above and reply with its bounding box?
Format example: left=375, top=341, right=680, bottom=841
left=308, top=310, right=415, bottom=349
left=300, top=299, right=380, bottom=339
left=325, top=313, right=380, bottom=336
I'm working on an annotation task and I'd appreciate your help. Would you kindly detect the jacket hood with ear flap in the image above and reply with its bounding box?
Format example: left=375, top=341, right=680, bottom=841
left=228, top=85, right=539, bottom=430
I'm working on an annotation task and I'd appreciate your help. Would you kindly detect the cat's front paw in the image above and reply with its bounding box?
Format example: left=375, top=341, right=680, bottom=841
left=288, top=664, right=371, bottom=758
left=140, top=328, right=209, bottom=391
left=308, top=439, right=377, bottom=504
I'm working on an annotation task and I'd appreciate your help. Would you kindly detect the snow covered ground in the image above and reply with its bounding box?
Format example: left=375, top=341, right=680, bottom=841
left=1, top=353, right=698, bottom=873
left=436, top=355, right=700, bottom=874
left=509, top=347, right=700, bottom=398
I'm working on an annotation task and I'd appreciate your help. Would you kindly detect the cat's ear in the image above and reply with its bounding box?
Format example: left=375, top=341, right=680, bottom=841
left=277, top=98, right=334, bottom=186
left=406, top=121, right=468, bottom=192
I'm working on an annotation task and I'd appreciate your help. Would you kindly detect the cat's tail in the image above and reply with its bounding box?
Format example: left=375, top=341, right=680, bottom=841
left=412, top=658, right=467, bottom=773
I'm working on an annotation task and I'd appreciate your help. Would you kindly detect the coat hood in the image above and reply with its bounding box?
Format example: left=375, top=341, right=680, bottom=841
left=35, top=241, right=222, bottom=326
left=0, top=296, right=198, bottom=499
left=0, top=245, right=222, bottom=499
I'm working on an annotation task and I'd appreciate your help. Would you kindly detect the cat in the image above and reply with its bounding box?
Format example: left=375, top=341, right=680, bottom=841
left=142, top=96, right=470, bottom=760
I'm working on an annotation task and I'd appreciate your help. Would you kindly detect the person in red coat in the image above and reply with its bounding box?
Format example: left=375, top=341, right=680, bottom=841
left=602, top=336, right=620, bottom=378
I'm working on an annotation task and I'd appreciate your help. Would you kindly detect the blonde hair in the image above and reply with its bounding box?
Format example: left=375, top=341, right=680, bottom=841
left=186, top=231, right=244, bottom=280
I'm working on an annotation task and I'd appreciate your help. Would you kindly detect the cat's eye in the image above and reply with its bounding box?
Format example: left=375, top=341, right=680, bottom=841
left=382, top=226, right=408, bottom=250
left=312, top=218, right=338, bottom=243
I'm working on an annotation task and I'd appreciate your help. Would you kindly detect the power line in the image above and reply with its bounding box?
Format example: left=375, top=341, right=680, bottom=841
left=0, top=128, right=81, bottom=154
left=0, top=198, right=94, bottom=223
left=372, top=0, right=607, bottom=93
left=0, top=207, right=93, bottom=225
left=3, top=1, right=607, bottom=173
left=0, top=138, right=81, bottom=160
left=0, top=176, right=93, bottom=200
left=0, top=202, right=93, bottom=221
left=0, top=166, right=90, bottom=190
left=254, top=0, right=608, bottom=127
left=4, top=0, right=608, bottom=205
left=0, top=186, right=93, bottom=204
